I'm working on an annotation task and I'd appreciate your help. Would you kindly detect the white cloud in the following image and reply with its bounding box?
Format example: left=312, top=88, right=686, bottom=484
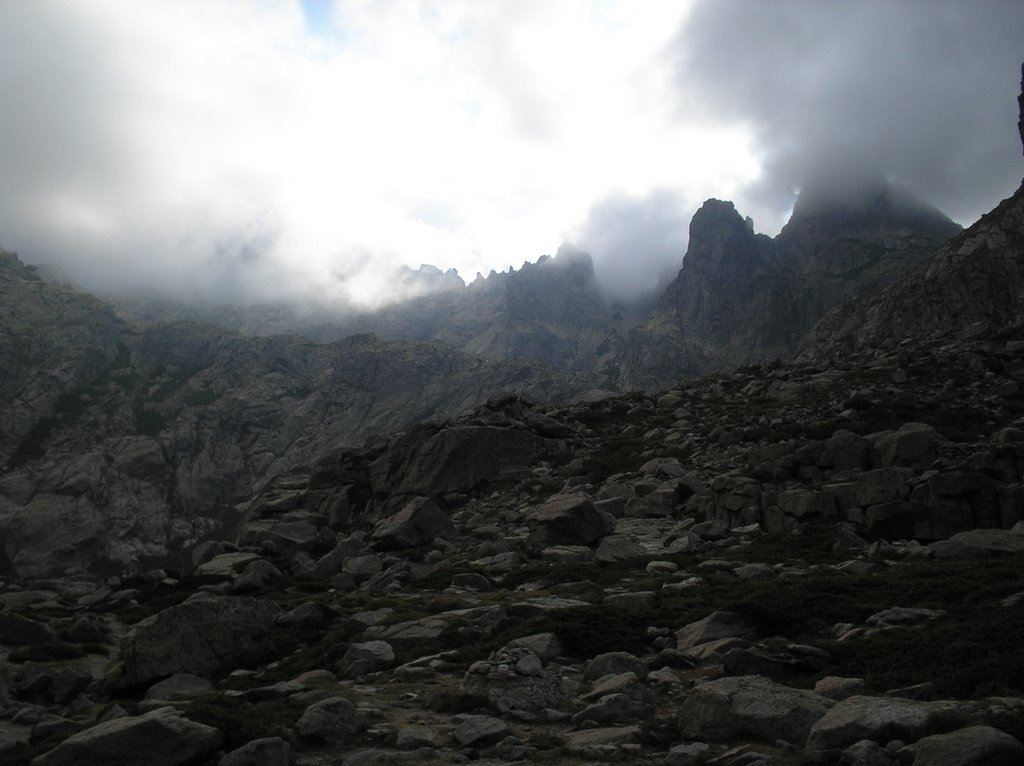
left=0, top=0, right=766, bottom=306
left=8, top=1, right=1017, bottom=308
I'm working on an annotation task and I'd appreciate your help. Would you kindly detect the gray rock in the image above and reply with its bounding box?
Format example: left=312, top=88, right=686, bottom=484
left=450, top=572, right=491, bottom=592
left=505, top=632, right=563, bottom=662
left=195, top=552, right=261, bottom=579
left=462, top=661, right=566, bottom=713
left=369, top=425, right=548, bottom=498
left=344, top=554, right=384, bottom=580
left=680, top=675, right=831, bottom=745
left=144, top=673, right=214, bottom=701
left=930, top=528, right=1024, bottom=558
left=277, top=601, right=331, bottom=628
left=395, top=725, right=437, bottom=749
left=121, top=595, right=282, bottom=686
left=594, top=535, right=645, bottom=562
left=296, top=696, right=364, bottom=744
left=676, top=611, right=757, bottom=650
left=666, top=741, right=712, bottom=765
left=815, top=676, right=866, bottom=701
left=231, top=559, right=283, bottom=592
left=903, top=725, right=1024, bottom=765
left=582, top=671, right=647, bottom=702
left=874, top=423, right=943, bottom=470
left=336, top=640, right=395, bottom=678
left=562, top=725, right=639, bottom=751
left=452, top=715, right=509, bottom=747
left=525, top=493, right=614, bottom=547
left=805, top=695, right=965, bottom=752
left=583, top=652, right=647, bottom=683
left=0, top=610, right=59, bottom=645
left=219, top=737, right=293, bottom=766
left=371, top=497, right=457, bottom=550
left=821, top=430, right=871, bottom=473
left=572, top=692, right=653, bottom=726
left=62, top=613, right=110, bottom=643
left=839, top=739, right=897, bottom=765
left=31, top=707, right=221, bottom=766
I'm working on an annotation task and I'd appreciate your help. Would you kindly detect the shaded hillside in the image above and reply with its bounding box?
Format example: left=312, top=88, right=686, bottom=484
left=112, top=246, right=648, bottom=380
left=624, top=185, right=961, bottom=389
left=0, top=252, right=598, bottom=577
left=805, top=183, right=1024, bottom=354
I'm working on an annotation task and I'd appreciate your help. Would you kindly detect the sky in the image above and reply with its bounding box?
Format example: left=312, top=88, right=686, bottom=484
left=0, top=0, right=1022, bottom=306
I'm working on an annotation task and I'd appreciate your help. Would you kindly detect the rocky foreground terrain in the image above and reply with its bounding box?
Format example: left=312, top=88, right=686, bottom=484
left=3, top=310, right=1024, bottom=764
left=2, top=59, right=1023, bottom=766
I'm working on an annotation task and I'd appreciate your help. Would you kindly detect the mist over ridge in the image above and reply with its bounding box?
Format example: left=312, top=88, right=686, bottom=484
left=1, top=1, right=1021, bottom=309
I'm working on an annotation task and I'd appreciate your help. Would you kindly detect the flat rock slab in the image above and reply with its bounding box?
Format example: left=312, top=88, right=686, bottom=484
left=562, top=725, right=640, bottom=751
left=930, top=528, right=1024, bottom=558
left=194, top=552, right=261, bottom=578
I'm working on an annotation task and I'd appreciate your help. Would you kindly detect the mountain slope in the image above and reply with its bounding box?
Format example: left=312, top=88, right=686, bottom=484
left=623, top=184, right=961, bottom=389
left=806, top=184, right=1024, bottom=353
left=0, top=252, right=598, bottom=577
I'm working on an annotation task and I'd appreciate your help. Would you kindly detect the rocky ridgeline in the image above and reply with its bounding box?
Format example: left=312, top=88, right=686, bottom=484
left=0, top=250, right=599, bottom=577
left=3, top=325, right=1024, bottom=765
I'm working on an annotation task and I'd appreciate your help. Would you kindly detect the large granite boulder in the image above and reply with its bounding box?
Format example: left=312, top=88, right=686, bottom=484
left=902, top=725, right=1024, bottom=765
left=32, top=706, right=221, bottom=766
left=369, top=425, right=549, bottom=499
left=121, top=595, right=282, bottom=686
left=371, top=497, right=456, bottom=550
left=679, top=675, right=831, bottom=745
left=805, top=695, right=966, bottom=752
left=524, top=493, right=614, bottom=548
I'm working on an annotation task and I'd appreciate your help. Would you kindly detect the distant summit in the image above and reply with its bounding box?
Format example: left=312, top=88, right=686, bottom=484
left=622, top=181, right=961, bottom=389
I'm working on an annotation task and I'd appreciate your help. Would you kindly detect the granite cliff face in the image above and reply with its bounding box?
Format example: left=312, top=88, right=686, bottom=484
left=112, top=246, right=642, bottom=381
left=805, top=185, right=1024, bottom=353
left=624, top=186, right=961, bottom=389
left=0, top=253, right=597, bottom=577
left=806, top=66, right=1024, bottom=355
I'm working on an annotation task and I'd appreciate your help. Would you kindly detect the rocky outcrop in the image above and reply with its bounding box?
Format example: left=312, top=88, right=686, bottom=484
left=112, top=245, right=640, bottom=379
left=0, top=254, right=595, bottom=577
left=120, top=595, right=282, bottom=686
left=679, top=675, right=831, bottom=745
left=625, top=187, right=960, bottom=389
left=806, top=184, right=1024, bottom=353
left=32, top=707, right=221, bottom=766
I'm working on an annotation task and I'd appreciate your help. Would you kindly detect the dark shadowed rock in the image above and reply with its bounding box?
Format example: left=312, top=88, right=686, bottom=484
left=452, top=715, right=509, bottom=747
left=369, top=425, right=550, bottom=499
left=371, top=497, right=456, bottom=550
left=31, top=706, right=221, bottom=766
left=0, top=610, right=59, bottom=645
left=525, top=493, right=614, bottom=548
left=121, top=595, right=282, bottom=686
left=679, top=675, right=831, bottom=745
left=902, top=725, right=1024, bottom=765
left=219, top=737, right=293, bottom=766
left=805, top=695, right=966, bottom=752
left=336, top=640, right=395, bottom=679
left=675, top=611, right=757, bottom=651
left=296, top=696, right=364, bottom=744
